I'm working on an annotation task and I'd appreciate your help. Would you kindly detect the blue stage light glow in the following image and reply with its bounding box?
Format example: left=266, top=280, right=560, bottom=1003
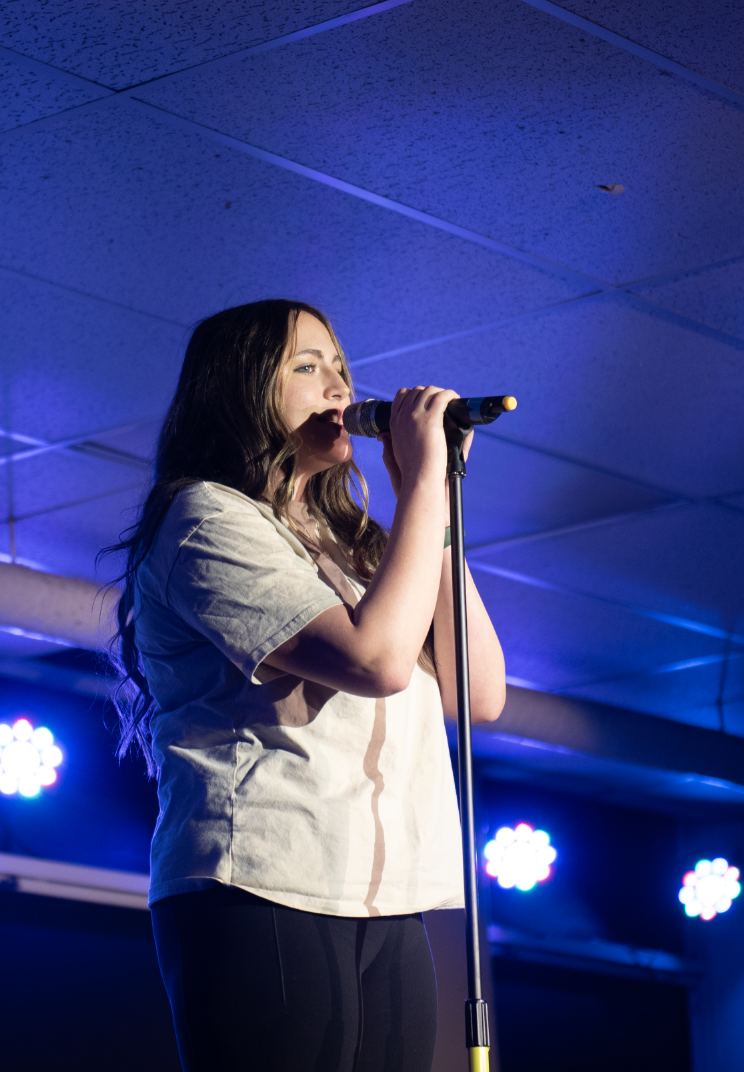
left=679, top=858, right=741, bottom=920
left=0, top=716, right=63, bottom=797
left=483, top=823, right=557, bottom=891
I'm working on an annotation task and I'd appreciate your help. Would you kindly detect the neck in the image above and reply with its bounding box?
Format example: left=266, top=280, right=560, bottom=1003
left=265, top=465, right=313, bottom=503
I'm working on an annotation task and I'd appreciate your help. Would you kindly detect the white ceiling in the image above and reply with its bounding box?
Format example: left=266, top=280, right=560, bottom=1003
left=1, top=0, right=742, bottom=736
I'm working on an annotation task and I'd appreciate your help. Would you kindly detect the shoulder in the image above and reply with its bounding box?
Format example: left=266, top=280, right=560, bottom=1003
left=157, top=482, right=279, bottom=548
left=158, top=481, right=316, bottom=572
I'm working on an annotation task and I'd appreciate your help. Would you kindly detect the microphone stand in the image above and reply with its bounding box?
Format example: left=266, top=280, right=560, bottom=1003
left=445, top=414, right=490, bottom=1072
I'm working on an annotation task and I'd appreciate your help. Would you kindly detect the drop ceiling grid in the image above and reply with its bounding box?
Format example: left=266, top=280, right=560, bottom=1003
left=547, top=0, right=744, bottom=95
left=0, top=52, right=107, bottom=133
left=354, top=298, right=744, bottom=497
left=9, top=485, right=143, bottom=583
left=632, top=258, right=744, bottom=340
left=135, top=0, right=744, bottom=284
left=0, top=105, right=592, bottom=351
left=0, top=270, right=186, bottom=442
left=0, top=0, right=381, bottom=88
left=464, top=567, right=725, bottom=690
left=474, top=502, right=744, bottom=632
left=566, top=654, right=744, bottom=727
left=0, top=0, right=740, bottom=735
left=1, top=450, right=148, bottom=523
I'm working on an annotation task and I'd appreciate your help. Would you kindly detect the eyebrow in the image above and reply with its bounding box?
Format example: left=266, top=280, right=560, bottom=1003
left=293, top=348, right=342, bottom=362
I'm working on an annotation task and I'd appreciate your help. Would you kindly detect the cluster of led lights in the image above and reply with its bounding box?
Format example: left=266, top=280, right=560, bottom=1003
left=483, top=823, right=557, bottom=891
left=679, top=858, right=741, bottom=921
left=0, top=718, right=63, bottom=797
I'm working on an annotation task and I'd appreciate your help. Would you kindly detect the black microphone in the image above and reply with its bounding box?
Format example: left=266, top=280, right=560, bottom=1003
left=342, top=395, right=517, bottom=437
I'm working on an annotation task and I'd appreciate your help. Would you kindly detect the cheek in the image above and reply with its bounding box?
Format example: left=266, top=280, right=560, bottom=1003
left=282, top=383, right=314, bottom=430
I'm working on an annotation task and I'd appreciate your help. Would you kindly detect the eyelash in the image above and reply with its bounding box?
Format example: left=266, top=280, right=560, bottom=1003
left=294, top=363, right=317, bottom=374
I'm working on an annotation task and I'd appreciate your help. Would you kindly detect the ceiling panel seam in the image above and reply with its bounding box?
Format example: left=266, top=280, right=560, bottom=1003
left=124, top=101, right=744, bottom=346
left=621, top=292, right=744, bottom=350
left=3, top=70, right=742, bottom=350
left=0, top=482, right=144, bottom=527
left=352, top=376, right=744, bottom=513
left=0, top=44, right=112, bottom=91
left=119, top=0, right=415, bottom=93
left=0, top=265, right=189, bottom=328
left=554, top=651, right=744, bottom=695
left=0, top=0, right=413, bottom=97
left=620, top=254, right=744, bottom=293
left=465, top=503, right=689, bottom=556
left=468, top=560, right=744, bottom=646
left=350, top=288, right=744, bottom=374
left=124, top=97, right=615, bottom=289
left=518, top=0, right=744, bottom=110
left=0, top=420, right=156, bottom=469
left=348, top=293, right=604, bottom=368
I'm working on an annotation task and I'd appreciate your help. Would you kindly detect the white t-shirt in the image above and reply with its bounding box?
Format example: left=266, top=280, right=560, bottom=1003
left=135, top=481, right=464, bottom=915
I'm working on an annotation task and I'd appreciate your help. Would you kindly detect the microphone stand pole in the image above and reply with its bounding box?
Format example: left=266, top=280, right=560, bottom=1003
left=446, top=416, right=490, bottom=1072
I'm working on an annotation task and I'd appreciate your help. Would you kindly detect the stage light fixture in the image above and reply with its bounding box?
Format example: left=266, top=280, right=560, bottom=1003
left=0, top=716, right=63, bottom=798
left=483, top=823, right=557, bottom=891
left=678, top=858, right=741, bottom=921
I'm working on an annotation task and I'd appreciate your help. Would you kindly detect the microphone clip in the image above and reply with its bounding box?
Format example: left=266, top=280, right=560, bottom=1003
left=444, top=410, right=470, bottom=477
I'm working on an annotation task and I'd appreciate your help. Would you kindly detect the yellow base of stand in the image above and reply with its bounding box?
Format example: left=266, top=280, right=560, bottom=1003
left=468, top=1046, right=490, bottom=1072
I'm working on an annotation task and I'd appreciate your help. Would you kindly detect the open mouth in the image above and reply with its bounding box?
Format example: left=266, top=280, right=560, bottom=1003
left=317, top=410, right=345, bottom=428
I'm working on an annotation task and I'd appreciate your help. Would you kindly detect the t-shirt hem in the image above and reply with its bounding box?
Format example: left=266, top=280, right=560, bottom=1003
left=149, top=875, right=464, bottom=915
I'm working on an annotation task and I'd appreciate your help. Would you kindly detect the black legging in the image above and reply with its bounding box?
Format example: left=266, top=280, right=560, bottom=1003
left=151, top=885, right=438, bottom=1072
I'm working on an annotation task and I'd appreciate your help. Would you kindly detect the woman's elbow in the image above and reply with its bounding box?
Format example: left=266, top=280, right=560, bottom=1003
left=471, top=683, right=506, bottom=723
left=363, top=655, right=414, bottom=698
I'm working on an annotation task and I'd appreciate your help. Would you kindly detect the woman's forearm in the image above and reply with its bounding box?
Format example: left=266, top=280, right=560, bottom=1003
left=351, top=473, right=446, bottom=690
left=264, top=474, right=447, bottom=696
left=432, top=549, right=505, bottom=723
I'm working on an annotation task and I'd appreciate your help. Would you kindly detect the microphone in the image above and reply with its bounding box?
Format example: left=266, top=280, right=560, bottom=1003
left=343, top=395, right=517, bottom=437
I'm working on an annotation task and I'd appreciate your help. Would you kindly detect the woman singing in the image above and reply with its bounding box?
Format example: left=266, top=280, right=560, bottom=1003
left=108, top=299, right=505, bottom=1072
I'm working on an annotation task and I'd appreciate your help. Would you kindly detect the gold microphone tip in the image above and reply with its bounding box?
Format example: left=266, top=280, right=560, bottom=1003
left=503, top=396, right=517, bottom=410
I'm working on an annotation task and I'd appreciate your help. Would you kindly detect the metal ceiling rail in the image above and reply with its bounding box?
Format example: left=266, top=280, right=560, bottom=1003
left=519, top=0, right=744, bottom=110
left=0, top=482, right=143, bottom=528
left=0, top=419, right=156, bottom=470
left=0, top=852, right=148, bottom=910
left=487, top=923, right=698, bottom=984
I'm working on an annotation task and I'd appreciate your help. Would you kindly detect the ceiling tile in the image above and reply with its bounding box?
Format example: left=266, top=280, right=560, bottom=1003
left=4, top=450, right=146, bottom=522
left=0, top=102, right=586, bottom=350
left=0, top=270, right=184, bottom=442
left=138, top=0, right=744, bottom=283
left=87, top=418, right=161, bottom=462
left=10, top=485, right=142, bottom=582
left=354, top=296, right=744, bottom=497
left=0, top=53, right=107, bottom=133
left=631, top=259, right=744, bottom=341
left=550, top=0, right=744, bottom=95
left=565, top=653, right=744, bottom=726
left=353, top=430, right=668, bottom=547
left=1, top=0, right=377, bottom=89
left=468, top=565, right=722, bottom=691
left=475, top=503, right=744, bottom=632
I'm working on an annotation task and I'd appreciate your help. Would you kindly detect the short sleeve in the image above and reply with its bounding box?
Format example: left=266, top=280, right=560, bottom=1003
left=164, top=495, right=343, bottom=684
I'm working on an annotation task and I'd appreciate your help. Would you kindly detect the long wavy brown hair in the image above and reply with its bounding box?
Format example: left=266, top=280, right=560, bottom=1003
left=102, top=299, right=393, bottom=773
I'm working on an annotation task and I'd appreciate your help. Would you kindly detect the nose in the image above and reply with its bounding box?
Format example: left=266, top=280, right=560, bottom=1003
left=326, top=366, right=350, bottom=400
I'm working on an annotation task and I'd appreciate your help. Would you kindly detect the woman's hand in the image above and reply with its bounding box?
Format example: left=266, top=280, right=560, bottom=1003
left=379, top=388, right=474, bottom=514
